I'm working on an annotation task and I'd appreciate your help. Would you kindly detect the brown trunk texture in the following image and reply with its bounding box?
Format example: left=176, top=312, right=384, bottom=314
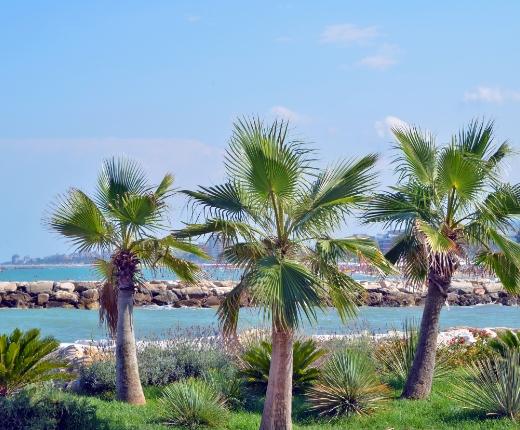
left=402, top=272, right=450, bottom=399
left=116, top=288, right=146, bottom=404
left=259, top=329, right=293, bottom=430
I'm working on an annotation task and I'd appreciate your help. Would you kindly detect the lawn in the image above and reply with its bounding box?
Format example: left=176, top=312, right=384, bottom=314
left=85, top=379, right=517, bottom=430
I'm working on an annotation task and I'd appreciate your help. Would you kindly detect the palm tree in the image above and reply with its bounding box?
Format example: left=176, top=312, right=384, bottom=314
left=0, top=328, right=70, bottom=396
left=365, top=120, right=520, bottom=399
left=176, top=118, right=394, bottom=430
left=48, top=158, right=205, bottom=404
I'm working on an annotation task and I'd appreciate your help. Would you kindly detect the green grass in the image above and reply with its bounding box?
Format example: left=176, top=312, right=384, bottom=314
left=80, top=380, right=517, bottom=430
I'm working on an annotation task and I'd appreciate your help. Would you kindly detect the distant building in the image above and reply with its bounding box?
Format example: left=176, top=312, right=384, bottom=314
left=11, top=254, right=22, bottom=264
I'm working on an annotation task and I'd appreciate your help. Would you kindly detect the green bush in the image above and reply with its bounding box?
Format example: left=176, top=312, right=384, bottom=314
left=78, top=340, right=232, bottom=395
left=78, top=359, right=116, bottom=395
left=306, top=349, right=390, bottom=418
left=160, top=379, right=229, bottom=429
left=0, top=328, right=71, bottom=396
left=239, top=338, right=326, bottom=394
left=452, top=350, right=520, bottom=420
left=0, top=388, right=101, bottom=430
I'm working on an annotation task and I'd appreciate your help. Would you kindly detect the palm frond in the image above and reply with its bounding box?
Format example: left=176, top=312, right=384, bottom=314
left=47, top=188, right=114, bottom=252
left=392, top=126, right=437, bottom=185
left=291, top=155, right=378, bottom=236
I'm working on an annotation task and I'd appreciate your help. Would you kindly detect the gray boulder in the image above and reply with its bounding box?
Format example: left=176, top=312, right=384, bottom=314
left=54, top=290, right=79, bottom=304
left=0, top=282, right=17, bottom=293
left=25, top=281, right=53, bottom=294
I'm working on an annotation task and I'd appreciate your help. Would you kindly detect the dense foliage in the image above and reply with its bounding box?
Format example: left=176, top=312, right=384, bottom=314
left=0, top=328, right=70, bottom=397
left=0, top=388, right=101, bottom=430
left=239, top=338, right=326, bottom=394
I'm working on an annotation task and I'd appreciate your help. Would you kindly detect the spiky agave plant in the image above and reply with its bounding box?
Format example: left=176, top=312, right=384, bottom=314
left=365, top=119, right=520, bottom=399
left=0, top=328, right=70, bottom=397
left=307, top=349, right=390, bottom=418
left=452, top=351, right=520, bottom=420
left=47, top=158, right=207, bottom=404
left=177, top=117, right=395, bottom=430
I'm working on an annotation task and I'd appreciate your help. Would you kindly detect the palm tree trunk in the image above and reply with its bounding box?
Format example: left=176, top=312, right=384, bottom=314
left=259, top=329, right=293, bottom=430
left=116, top=288, right=145, bottom=404
left=402, top=272, right=450, bottom=399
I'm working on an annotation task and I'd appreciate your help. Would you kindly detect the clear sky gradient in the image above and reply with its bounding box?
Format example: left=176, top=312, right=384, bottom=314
left=1, top=1, right=519, bottom=261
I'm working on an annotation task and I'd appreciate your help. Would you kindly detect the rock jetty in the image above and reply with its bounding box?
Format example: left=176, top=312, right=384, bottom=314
left=0, top=278, right=517, bottom=309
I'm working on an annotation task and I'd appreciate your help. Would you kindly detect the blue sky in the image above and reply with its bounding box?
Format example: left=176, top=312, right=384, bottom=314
left=1, top=1, right=519, bottom=261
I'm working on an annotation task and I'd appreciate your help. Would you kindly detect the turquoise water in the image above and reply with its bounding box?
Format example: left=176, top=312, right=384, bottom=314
left=0, top=265, right=377, bottom=282
left=0, top=305, right=518, bottom=342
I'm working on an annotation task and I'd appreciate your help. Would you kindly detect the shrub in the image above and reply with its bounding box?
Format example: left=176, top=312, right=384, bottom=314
left=452, top=351, right=520, bottom=420
left=443, top=328, right=494, bottom=366
left=239, top=338, right=326, bottom=394
left=160, top=379, right=229, bottom=429
left=78, top=359, right=116, bottom=395
left=78, top=337, right=232, bottom=395
left=306, top=349, right=390, bottom=418
left=489, top=330, right=520, bottom=358
left=373, top=321, right=451, bottom=387
left=203, top=367, right=244, bottom=410
left=0, top=328, right=71, bottom=396
left=0, top=388, right=101, bottom=430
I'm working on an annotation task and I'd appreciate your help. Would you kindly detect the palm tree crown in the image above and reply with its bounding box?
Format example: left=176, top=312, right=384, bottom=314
left=178, top=118, right=394, bottom=333
left=48, top=157, right=205, bottom=332
left=365, top=120, right=520, bottom=292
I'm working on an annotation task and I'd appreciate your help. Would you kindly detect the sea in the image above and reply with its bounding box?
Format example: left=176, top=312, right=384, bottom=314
left=0, top=265, right=518, bottom=343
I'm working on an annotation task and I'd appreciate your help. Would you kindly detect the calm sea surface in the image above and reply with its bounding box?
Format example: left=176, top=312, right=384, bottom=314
left=0, top=266, right=518, bottom=342
left=0, top=306, right=518, bottom=343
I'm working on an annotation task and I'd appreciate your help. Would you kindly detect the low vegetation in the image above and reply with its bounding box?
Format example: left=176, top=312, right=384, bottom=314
left=0, top=328, right=71, bottom=397
left=3, top=327, right=520, bottom=429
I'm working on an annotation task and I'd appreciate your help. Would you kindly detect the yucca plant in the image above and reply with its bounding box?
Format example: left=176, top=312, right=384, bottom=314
left=452, top=351, right=520, bottom=420
left=160, top=379, right=229, bottom=429
left=0, top=328, right=70, bottom=397
left=178, top=117, right=394, bottom=429
left=203, top=367, right=244, bottom=410
left=374, top=320, right=451, bottom=387
left=307, top=349, right=390, bottom=418
left=239, top=338, right=326, bottom=395
left=365, top=119, right=520, bottom=399
left=489, top=330, right=520, bottom=358
left=47, top=158, right=206, bottom=404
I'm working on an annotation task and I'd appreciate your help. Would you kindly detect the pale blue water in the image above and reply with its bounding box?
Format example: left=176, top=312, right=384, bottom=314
left=0, top=305, right=518, bottom=342
left=0, top=265, right=378, bottom=282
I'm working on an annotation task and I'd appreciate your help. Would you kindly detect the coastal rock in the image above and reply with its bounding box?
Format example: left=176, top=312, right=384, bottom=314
left=175, top=298, right=202, bottom=308
left=47, top=301, right=75, bottom=309
left=53, top=290, right=79, bottom=304
left=74, top=281, right=99, bottom=292
left=152, top=291, right=178, bottom=305
left=81, top=289, right=99, bottom=301
left=24, top=281, right=54, bottom=294
left=473, top=287, right=486, bottom=296
left=0, top=282, right=17, bottom=293
left=484, top=282, right=503, bottom=294
left=145, top=283, right=167, bottom=295
left=3, top=292, right=32, bottom=307
left=212, top=286, right=234, bottom=296
left=178, top=286, right=209, bottom=300
left=203, top=295, right=221, bottom=307
left=55, top=282, right=76, bottom=293
left=37, top=293, right=50, bottom=305
left=134, top=292, right=152, bottom=305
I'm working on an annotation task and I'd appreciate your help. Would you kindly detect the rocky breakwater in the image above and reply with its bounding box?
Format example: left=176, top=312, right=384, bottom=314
left=361, top=278, right=517, bottom=307
left=0, top=278, right=517, bottom=309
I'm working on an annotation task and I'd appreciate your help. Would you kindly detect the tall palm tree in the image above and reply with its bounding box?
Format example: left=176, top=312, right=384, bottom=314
left=365, top=120, right=520, bottom=399
left=176, top=118, right=394, bottom=430
left=48, top=158, right=205, bottom=404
